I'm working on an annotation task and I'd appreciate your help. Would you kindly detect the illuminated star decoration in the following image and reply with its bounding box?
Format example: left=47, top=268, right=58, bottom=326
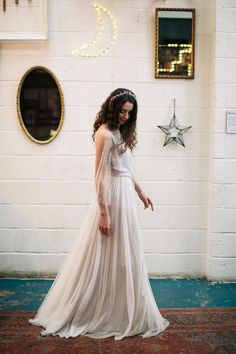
left=157, top=99, right=192, bottom=147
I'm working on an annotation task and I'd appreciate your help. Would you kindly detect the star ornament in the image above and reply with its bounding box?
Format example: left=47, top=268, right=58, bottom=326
left=157, top=115, right=192, bottom=147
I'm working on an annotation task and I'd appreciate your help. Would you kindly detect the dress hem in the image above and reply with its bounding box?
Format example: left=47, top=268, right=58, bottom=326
left=29, top=317, right=170, bottom=341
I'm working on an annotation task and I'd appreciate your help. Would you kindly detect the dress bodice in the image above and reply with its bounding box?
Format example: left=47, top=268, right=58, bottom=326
left=106, top=128, right=133, bottom=179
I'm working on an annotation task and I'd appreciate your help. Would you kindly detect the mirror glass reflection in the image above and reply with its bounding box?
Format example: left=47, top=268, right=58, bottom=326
left=17, top=67, right=64, bottom=144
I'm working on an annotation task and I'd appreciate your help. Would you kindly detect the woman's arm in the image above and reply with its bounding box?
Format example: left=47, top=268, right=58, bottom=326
left=130, top=171, right=154, bottom=211
left=130, top=171, right=143, bottom=195
left=94, top=129, right=113, bottom=236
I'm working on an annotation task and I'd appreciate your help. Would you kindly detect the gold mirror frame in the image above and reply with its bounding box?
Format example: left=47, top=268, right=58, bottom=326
left=155, top=8, right=195, bottom=79
left=16, top=66, right=65, bottom=144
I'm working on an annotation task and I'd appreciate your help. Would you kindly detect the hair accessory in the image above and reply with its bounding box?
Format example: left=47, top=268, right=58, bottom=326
left=110, top=90, right=136, bottom=103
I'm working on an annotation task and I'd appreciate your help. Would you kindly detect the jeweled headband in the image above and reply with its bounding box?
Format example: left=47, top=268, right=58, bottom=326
left=109, top=90, right=136, bottom=103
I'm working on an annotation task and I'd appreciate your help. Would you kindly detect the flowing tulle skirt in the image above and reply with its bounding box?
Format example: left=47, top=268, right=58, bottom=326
left=28, top=175, right=170, bottom=340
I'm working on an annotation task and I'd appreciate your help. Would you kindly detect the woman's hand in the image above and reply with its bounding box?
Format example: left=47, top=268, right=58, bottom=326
left=138, top=190, right=154, bottom=211
left=99, top=213, right=112, bottom=237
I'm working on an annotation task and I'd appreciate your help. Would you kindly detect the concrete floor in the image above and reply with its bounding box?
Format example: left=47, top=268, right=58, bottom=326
left=0, top=277, right=236, bottom=310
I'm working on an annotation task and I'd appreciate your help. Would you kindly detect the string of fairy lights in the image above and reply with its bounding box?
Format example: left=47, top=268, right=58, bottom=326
left=70, top=2, right=191, bottom=77
left=158, top=44, right=192, bottom=76
left=70, top=3, right=117, bottom=58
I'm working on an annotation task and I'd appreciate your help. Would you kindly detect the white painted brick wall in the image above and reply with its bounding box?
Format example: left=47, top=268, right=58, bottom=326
left=207, top=0, right=236, bottom=280
left=0, top=0, right=233, bottom=279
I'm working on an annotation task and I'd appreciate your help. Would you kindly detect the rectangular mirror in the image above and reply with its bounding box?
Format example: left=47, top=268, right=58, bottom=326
left=155, top=8, right=195, bottom=79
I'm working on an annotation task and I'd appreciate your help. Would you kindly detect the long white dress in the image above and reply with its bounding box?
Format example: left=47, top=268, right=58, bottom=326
left=28, top=125, right=170, bottom=340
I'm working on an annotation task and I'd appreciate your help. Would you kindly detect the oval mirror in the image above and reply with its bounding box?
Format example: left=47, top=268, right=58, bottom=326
left=17, top=66, right=64, bottom=144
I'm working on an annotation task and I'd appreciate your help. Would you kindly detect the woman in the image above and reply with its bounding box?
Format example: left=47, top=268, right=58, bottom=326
left=28, top=88, right=170, bottom=340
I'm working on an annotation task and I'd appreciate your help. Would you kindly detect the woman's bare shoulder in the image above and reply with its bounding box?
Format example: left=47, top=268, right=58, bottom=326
left=95, top=124, right=114, bottom=144
left=95, top=124, right=111, bottom=137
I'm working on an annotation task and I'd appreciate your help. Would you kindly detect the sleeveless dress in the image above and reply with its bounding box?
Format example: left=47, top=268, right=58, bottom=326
left=28, top=126, right=170, bottom=340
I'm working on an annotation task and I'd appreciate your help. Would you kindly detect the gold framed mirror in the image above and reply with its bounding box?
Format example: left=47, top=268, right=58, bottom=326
left=16, top=66, right=64, bottom=144
left=155, top=8, right=195, bottom=79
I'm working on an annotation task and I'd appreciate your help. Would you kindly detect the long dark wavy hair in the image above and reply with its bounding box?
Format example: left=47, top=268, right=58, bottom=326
left=92, top=88, right=138, bottom=154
